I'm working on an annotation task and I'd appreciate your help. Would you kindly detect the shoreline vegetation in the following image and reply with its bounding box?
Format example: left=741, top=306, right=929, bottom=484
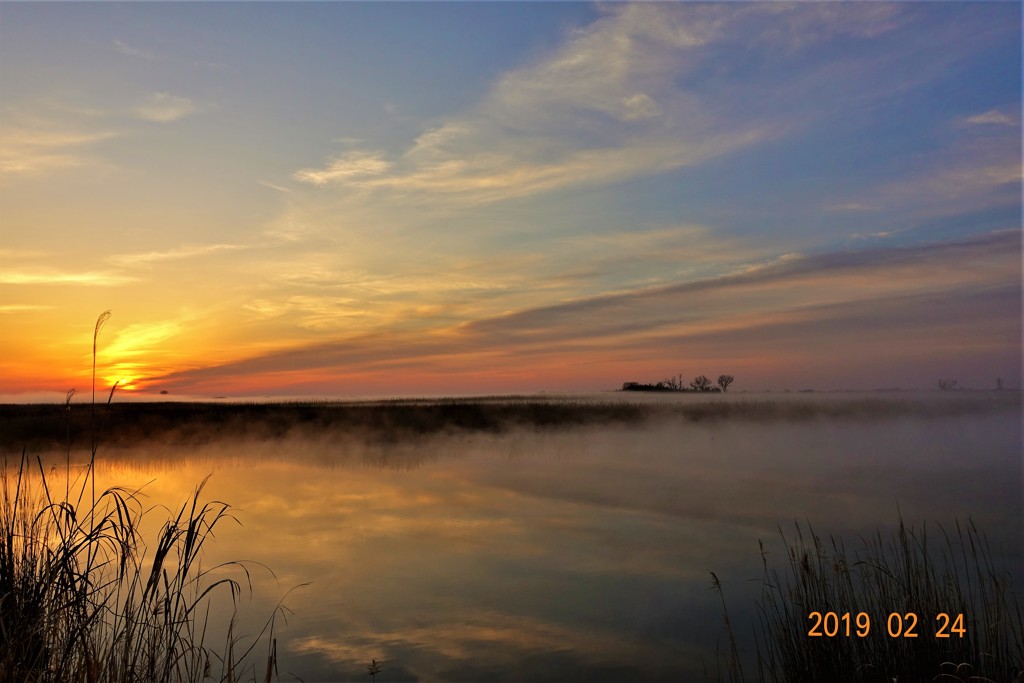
left=710, top=518, right=1024, bottom=683
left=1, top=392, right=1019, bottom=452
left=0, top=451, right=283, bottom=683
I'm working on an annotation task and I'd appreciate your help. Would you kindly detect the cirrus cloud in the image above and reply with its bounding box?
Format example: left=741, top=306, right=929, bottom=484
left=133, top=92, right=197, bottom=123
left=294, top=151, right=393, bottom=186
left=0, top=125, right=117, bottom=179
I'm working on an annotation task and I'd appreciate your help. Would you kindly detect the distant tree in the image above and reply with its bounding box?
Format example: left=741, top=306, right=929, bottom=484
left=662, top=373, right=685, bottom=391
left=938, top=378, right=958, bottom=391
left=996, top=377, right=1004, bottom=391
left=621, top=381, right=672, bottom=392
left=690, top=375, right=712, bottom=392
left=717, top=374, right=735, bottom=392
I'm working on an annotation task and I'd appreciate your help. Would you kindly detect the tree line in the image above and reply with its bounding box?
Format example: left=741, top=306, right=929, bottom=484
left=621, top=373, right=735, bottom=393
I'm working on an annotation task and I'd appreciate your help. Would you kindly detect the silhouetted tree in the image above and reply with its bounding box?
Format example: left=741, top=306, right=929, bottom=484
left=621, top=381, right=672, bottom=392
left=938, top=378, right=958, bottom=391
left=690, top=375, right=712, bottom=391
left=662, top=373, right=685, bottom=391
left=996, top=377, right=1004, bottom=391
left=717, top=374, right=735, bottom=392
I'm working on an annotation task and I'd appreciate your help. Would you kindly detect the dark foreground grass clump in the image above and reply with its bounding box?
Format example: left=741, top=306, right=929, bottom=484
left=0, top=450, right=281, bottom=683
left=710, top=518, right=1024, bottom=683
left=1, top=312, right=283, bottom=683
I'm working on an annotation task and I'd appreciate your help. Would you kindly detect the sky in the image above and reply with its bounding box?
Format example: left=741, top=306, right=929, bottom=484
left=0, top=1, right=1020, bottom=399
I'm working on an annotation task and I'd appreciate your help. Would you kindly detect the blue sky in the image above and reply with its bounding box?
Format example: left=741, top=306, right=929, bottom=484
left=1, top=2, right=1020, bottom=397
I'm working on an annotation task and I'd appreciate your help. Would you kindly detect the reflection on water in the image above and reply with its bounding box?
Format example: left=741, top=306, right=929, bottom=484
left=21, top=398, right=1024, bottom=681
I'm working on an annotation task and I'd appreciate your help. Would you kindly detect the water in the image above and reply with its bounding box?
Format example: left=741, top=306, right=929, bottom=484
left=20, top=394, right=1024, bottom=681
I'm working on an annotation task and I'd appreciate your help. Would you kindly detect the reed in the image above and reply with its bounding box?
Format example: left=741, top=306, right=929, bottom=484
left=0, top=449, right=287, bottom=683
left=710, top=517, right=1024, bottom=682
left=0, top=312, right=281, bottom=682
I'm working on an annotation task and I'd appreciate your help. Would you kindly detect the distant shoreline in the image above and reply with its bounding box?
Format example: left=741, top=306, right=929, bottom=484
left=2, top=392, right=1018, bottom=453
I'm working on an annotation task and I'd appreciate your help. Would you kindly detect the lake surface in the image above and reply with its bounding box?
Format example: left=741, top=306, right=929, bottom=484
left=15, top=393, right=1023, bottom=681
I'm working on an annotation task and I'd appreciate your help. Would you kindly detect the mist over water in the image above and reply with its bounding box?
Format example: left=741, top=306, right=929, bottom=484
left=12, top=393, right=1022, bottom=681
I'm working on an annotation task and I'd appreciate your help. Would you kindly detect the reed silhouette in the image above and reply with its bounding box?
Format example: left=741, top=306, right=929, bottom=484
left=708, top=517, right=1024, bottom=683
left=0, top=312, right=286, bottom=683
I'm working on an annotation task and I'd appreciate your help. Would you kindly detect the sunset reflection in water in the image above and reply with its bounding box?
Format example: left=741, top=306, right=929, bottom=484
left=32, top=401, right=1022, bottom=682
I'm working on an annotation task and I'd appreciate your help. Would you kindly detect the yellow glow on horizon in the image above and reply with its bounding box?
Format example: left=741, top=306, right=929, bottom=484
left=99, top=321, right=185, bottom=361
left=103, top=375, right=140, bottom=392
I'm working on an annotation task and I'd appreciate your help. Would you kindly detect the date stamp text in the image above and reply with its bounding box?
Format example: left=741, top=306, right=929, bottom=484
left=806, top=611, right=966, bottom=638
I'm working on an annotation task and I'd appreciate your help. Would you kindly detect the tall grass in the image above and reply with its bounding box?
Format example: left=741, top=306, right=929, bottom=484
left=710, top=518, right=1024, bottom=683
left=1, top=313, right=281, bottom=682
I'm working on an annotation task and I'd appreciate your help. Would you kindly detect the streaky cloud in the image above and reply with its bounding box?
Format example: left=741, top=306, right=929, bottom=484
left=0, top=304, right=53, bottom=314
left=113, top=39, right=157, bottom=61
left=0, top=269, right=137, bottom=286
left=0, top=125, right=117, bottom=179
left=292, top=3, right=830, bottom=203
left=461, top=231, right=1022, bottom=340
left=294, top=151, right=392, bottom=186
left=133, top=92, right=197, bottom=123
left=108, top=243, right=249, bottom=268
left=149, top=231, right=1020, bottom=392
left=963, top=109, right=1016, bottom=126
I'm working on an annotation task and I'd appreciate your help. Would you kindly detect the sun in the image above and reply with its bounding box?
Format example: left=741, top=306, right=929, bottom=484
left=103, top=374, right=140, bottom=392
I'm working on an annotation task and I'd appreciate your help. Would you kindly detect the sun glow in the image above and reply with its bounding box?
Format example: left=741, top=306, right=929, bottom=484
left=101, top=361, right=154, bottom=394
left=118, top=378, right=140, bottom=392
left=101, top=375, right=138, bottom=393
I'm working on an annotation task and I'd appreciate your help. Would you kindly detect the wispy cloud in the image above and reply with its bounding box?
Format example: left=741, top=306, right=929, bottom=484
left=0, top=248, right=47, bottom=259
left=850, top=230, right=898, bottom=241
left=0, top=304, right=52, bottom=314
left=460, top=231, right=1021, bottom=344
left=962, top=109, right=1016, bottom=126
left=133, top=92, right=197, bottom=123
left=0, top=269, right=136, bottom=286
left=149, top=231, right=1020, bottom=393
left=233, top=221, right=770, bottom=339
left=879, top=152, right=1019, bottom=214
left=0, top=125, right=116, bottom=178
left=294, top=151, right=392, bottom=186
left=241, top=260, right=524, bottom=333
left=258, top=180, right=293, bottom=194
left=100, top=319, right=185, bottom=360
left=243, top=295, right=370, bottom=331
left=113, top=39, right=157, bottom=61
left=108, top=243, right=247, bottom=268
left=292, top=4, right=807, bottom=202
left=289, top=3, right=928, bottom=209
left=826, top=202, right=879, bottom=213
left=827, top=112, right=1021, bottom=220
left=540, top=224, right=770, bottom=291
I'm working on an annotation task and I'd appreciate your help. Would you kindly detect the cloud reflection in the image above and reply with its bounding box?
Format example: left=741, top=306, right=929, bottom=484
left=35, top=399, right=1018, bottom=681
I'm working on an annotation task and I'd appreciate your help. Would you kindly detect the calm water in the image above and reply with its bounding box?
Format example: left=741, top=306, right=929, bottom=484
left=30, top=394, right=1024, bottom=681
